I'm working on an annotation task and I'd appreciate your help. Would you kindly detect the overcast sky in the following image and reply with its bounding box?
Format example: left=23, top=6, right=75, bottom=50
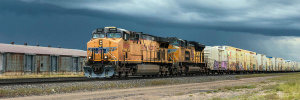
left=0, top=0, right=300, bottom=61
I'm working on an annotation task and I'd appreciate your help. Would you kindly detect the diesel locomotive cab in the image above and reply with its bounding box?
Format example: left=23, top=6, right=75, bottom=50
left=88, top=27, right=121, bottom=61
left=85, top=27, right=128, bottom=78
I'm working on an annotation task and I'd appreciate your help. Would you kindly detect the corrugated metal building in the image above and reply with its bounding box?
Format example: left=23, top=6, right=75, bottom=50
left=0, top=43, right=86, bottom=75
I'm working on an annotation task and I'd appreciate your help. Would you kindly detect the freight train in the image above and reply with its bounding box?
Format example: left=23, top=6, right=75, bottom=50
left=84, top=27, right=300, bottom=78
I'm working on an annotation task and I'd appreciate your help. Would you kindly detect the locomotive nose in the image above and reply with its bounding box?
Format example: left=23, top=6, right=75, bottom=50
left=87, top=38, right=119, bottom=62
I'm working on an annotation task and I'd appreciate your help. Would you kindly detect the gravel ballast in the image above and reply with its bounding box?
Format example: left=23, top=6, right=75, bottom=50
left=0, top=75, right=237, bottom=98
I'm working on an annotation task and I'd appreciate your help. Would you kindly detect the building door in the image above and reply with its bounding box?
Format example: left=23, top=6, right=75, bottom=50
left=25, top=55, right=34, bottom=72
left=0, top=53, right=3, bottom=72
left=73, top=57, right=79, bottom=72
left=51, top=56, right=58, bottom=72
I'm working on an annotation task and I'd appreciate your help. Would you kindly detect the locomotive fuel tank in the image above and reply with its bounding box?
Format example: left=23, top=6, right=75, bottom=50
left=187, top=66, right=201, bottom=73
left=134, top=64, right=160, bottom=75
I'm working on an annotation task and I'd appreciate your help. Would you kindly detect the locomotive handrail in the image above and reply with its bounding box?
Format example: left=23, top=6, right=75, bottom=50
left=108, top=51, right=118, bottom=65
left=169, top=54, right=176, bottom=64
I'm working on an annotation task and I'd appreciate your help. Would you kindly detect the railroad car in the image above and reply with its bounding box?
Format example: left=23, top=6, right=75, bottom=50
left=250, top=52, right=257, bottom=71
left=204, top=46, right=300, bottom=74
left=84, top=27, right=205, bottom=78
left=84, top=27, right=300, bottom=78
left=226, top=46, right=238, bottom=71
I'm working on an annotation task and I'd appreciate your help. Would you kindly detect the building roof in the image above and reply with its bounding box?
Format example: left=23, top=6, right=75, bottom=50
left=0, top=43, right=86, bottom=57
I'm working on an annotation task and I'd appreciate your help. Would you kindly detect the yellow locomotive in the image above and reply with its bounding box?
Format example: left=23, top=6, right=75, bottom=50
left=84, top=27, right=206, bottom=78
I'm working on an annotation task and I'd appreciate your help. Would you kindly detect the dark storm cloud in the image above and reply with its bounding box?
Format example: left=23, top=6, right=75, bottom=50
left=0, top=0, right=129, bottom=20
left=0, top=0, right=299, bottom=61
left=0, top=0, right=184, bottom=49
left=14, top=0, right=300, bottom=36
left=2, top=0, right=300, bottom=36
left=0, top=0, right=187, bottom=31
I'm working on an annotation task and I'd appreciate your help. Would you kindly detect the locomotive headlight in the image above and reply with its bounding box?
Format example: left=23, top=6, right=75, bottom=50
left=104, top=55, right=108, bottom=59
left=99, top=40, right=103, bottom=45
left=88, top=56, right=91, bottom=59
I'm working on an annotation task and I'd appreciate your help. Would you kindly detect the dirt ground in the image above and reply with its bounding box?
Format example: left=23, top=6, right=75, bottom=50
left=3, top=76, right=275, bottom=100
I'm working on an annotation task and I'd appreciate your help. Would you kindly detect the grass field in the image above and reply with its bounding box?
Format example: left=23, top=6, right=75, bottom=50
left=234, top=72, right=291, bottom=79
left=213, top=72, right=300, bottom=100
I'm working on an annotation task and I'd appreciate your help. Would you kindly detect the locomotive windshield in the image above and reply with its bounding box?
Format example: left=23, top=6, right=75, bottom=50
left=107, top=33, right=122, bottom=38
left=142, top=35, right=155, bottom=40
left=169, top=40, right=180, bottom=46
left=93, top=33, right=105, bottom=38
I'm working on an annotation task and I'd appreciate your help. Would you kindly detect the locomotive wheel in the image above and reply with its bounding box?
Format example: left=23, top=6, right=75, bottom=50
left=125, top=72, right=129, bottom=79
left=160, top=73, right=165, bottom=77
left=118, top=72, right=122, bottom=78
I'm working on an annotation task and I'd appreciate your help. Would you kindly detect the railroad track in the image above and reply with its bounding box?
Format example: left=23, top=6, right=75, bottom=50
left=0, top=76, right=182, bottom=85
left=0, top=72, right=292, bottom=86
left=0, top=75, right=216, bottom=85
left=0, top=76, right=163, bottom=85
left=0, top=77, right=99, bottom=85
